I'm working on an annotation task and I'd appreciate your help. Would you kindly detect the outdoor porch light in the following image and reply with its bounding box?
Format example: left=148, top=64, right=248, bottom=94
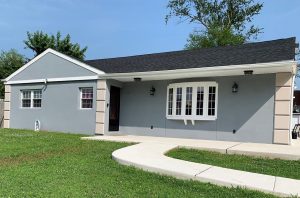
left=232, top=82, right=238, bottom=93
left=150, top=86, right=156, bottom=96
left=244, top=70, right=253, bottom=75
left=134, top=77, right=142, bottom=82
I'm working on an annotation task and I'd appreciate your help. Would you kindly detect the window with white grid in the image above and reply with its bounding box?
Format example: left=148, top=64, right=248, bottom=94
left=33, top=90, right=42, bottom=108
left=80, top=88, right=93, bottom=109
left=185, top=87, right=193, bottom=115
left=166, top=82, right=217, bottom=120
left=208, top=86, right=216, bottom=116
left=21, top=90, right=42, bottom=108
left=176, top=87, right=182, bottom=115
left=196, top=87, right=204, bottom=116
left=167, top=88, right=173, bottom=115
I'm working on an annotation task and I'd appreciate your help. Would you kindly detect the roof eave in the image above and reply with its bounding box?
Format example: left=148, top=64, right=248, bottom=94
left=100, top=60, right=297, bottom=82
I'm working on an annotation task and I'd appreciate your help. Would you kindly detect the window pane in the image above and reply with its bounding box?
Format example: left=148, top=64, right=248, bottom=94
left=33, top=99, right=42, bottom=108
left=82, top=99, right=93, bottom=108
left=22, top=99, right=31, bottom=107
left=176, top=87, right=182, bottom=115
left=82, top=88, right=93, bottom=99
left=22, top=91, right=31, bottom=99
left=33, top=90, right=42, bottom=99
left=81, top=88, right=93, bottom=108
left=185, top=87, right=192, bottom=115
left=196, top=87, right=204, bottom=116
left=168, top=88, right=173, bottom=115
left=208, top=86, right=216, bottom=116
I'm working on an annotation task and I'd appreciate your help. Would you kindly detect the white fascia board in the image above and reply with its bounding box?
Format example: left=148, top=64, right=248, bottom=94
left=4, top=48, right=104, bottom=82
left=100, top=60, right=296, bottom=79
left=5, top=76, right=99, bottom=85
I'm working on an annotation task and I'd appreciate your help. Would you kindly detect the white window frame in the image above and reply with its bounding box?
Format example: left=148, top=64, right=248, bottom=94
left=21, top=90, right=42, bottom=109
left=80, top=87, right=93, bottom=109
left=166, top=82, right=218, bottom=121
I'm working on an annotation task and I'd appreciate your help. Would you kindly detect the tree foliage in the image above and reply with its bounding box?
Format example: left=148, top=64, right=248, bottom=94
left=0, top=49, right=26, bottom=97
left=24, top=31, right=87, bottom=60
left=166, top=0, right=263, bottom=49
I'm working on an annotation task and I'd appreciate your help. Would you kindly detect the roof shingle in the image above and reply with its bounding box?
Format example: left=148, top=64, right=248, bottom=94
left=85, top=37, right=296, bottom=73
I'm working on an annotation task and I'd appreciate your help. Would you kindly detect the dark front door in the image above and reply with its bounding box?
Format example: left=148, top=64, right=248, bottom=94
left=109, top=86, right=120, bottom=131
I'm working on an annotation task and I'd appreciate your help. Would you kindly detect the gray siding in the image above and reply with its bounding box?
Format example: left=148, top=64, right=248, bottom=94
left=10, top=53, right=96, bottom=81
left=117, top=74, right=275, bottom=144
left=10, top=81, right=97, bottom=135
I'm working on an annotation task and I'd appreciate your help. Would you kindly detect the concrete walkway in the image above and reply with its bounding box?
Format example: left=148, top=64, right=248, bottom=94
left=82, top=135, right=300, bottom=160
left=82, top=135, right=300, bottom=197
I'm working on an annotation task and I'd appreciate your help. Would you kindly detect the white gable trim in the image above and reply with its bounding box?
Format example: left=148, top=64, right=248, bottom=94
left=4, top=48, right=104, bottom=82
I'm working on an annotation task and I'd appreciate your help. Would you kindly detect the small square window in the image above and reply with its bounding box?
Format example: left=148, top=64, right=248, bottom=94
left=80, top=88, right=93, bottom=109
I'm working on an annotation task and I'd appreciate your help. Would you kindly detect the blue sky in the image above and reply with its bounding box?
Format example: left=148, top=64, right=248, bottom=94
left=0, top=0, right=300, bottom=84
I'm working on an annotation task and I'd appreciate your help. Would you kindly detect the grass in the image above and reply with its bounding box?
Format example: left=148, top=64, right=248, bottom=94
left=0, top=129, right=277, bottom=197
left=167, top=148, right=300, bottom=180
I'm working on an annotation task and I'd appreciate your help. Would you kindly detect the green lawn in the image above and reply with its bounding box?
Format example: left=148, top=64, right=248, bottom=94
left=0, top=129, right=276, bottom=197
left=167, top=148, right=300, bottom=180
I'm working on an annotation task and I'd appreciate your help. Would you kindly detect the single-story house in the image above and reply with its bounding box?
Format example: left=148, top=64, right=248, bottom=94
left=2, top=37, right=297, bottom=144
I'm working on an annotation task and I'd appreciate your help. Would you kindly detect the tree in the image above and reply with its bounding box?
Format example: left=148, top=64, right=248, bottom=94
left=24, top=31, right=87, bottom=60
left=0, top=50, right=26, bottom=97
left=166, top=0, right=263, bottom=49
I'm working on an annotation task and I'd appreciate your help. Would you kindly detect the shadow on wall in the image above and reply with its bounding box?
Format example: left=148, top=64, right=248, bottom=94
left=118, top=74, right=275, bottom=143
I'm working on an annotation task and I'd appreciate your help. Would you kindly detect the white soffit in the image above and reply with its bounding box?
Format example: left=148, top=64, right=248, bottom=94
left=101, top=60, right=296, bottom=82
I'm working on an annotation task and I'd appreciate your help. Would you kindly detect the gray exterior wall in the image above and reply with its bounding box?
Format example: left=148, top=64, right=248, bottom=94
left=10, top=53, right=96, bottom=81
left=117, top=74, right=275, bottom=144
left=10, top=81, right=97, bottom=135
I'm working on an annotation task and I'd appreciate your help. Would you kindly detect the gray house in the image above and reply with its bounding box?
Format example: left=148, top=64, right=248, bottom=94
left=3, top=37, right=297, bottom=144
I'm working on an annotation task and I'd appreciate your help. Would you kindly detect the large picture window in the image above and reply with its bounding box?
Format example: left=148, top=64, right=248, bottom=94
left=166, top=82, right=218, bottom=120
left=80, top=88, right=93, bottom=109
left=21, top=90, right=42, bottom=108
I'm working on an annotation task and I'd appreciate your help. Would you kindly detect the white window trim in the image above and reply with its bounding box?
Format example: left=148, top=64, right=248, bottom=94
left=166, top=82, right=218, bottom=121
left=20, top=90, right=42, bottom=109
left=80, top=87, right=93, bottom=109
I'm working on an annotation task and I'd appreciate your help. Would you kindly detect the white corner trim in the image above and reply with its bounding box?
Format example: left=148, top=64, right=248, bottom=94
left=5, top=76, right=99, bottom=85
left=4, top=48, right=104, bottom=82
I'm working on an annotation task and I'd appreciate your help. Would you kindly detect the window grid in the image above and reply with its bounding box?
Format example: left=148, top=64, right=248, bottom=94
left=33, top=90, right=42, bottom=108
left=208, top=86, right=216, bottom=116
left=81, top=88, right=93, bottom=109
left=196, top=87, right=204, bottom=116
left=21, top=90, right=42, bottom=108
left=185, top=87, right=192, bottom=115
left=166, top=82, right=217, bottom=120
left=176, top=87, right=182, bottom=115
left=168, top=88, right=173, bottom=115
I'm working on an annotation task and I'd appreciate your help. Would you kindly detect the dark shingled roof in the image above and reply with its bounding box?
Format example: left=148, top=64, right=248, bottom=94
left=85, top=37, right=296, bottom=73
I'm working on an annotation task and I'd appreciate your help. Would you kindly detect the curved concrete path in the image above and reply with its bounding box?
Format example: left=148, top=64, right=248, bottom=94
left=82, top=135, right=300, bottom=197
left=112, top=142, right=300, bottom=197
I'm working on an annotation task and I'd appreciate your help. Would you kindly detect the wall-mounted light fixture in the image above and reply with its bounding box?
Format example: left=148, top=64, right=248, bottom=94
left=150, top=86, right=156, bottom=96
left=232, top=82, right=238, bottom=93
left=134, top=77, right=142, bottom=82
left=244, top=70, right=253, bottom=75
